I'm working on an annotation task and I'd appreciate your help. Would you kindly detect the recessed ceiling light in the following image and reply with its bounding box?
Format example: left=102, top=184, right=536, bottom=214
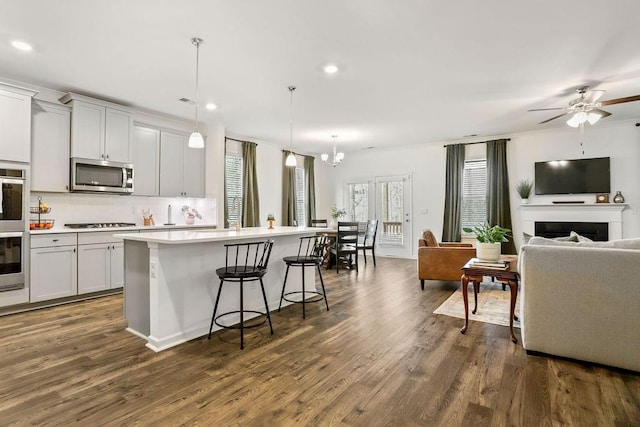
left=323, top=64, right=339, bottom=74
left=205, top=103, right=217, bottom=111
left=11, top=40, right=33, bottom=51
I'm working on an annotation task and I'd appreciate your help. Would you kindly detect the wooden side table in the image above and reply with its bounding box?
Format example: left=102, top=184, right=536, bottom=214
left=459, top=256, right=519, bottom=343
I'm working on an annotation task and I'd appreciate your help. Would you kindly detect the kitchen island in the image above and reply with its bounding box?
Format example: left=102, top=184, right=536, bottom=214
left=113, top=227, right=321, bottom=351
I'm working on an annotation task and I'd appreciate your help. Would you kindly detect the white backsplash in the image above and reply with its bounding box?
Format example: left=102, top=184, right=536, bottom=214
left=30, top=193, right=217, bottom=229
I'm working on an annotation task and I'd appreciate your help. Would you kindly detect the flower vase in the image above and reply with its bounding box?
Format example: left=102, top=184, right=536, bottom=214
left=185, top=215, right=195, bottom=225
left=613, top=191, right=625, bottom=203
left=329, top=219, right=338, bottom=230
left=267, top=219, right=275, bottom=229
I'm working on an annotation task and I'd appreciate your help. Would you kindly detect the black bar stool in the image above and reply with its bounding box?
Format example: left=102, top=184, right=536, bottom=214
left=208, top=240, right=274, bottom=349
left=278, top=234, right=329, bottom=319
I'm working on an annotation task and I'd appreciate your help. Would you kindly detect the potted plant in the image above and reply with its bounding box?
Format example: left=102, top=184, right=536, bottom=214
left=516, top=179, right=533, bottom=204
left=329, top=205, right=347, bottom=229
left=462, top=224, right=511, bottom=261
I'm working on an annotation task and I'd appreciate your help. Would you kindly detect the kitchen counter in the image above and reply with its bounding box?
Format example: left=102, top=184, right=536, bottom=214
left=116, top=226, right=319, bottom=351
left=113, top=226, right=318, bottom=244
left=29, top=223, right=218, bottom=235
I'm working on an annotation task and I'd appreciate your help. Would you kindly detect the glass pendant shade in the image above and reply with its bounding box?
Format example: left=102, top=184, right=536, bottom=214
left=286, top=86, right=297, bottom=167
left=188, top=131, right=205, bottom=148
left=321, top=153, right=329, bottom=162
left=189, top=37, right=205, bottom=149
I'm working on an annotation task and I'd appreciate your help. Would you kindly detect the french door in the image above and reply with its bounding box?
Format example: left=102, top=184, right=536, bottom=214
left=346, top=175, right=412, bottom=258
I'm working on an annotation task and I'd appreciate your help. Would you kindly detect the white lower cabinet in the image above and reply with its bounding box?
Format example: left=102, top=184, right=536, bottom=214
left=30, top=234, right=78, bottom=302
left=78, top=233, right=125, bottom=294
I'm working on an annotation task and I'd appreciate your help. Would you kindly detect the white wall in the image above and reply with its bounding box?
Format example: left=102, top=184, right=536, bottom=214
left=326, top=119, right=640, bottom=258
left=509, top=119, right=640, bottom=246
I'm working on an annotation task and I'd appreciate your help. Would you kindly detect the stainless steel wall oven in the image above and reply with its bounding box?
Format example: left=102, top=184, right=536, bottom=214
left=0, top=167, right=26, bottom=296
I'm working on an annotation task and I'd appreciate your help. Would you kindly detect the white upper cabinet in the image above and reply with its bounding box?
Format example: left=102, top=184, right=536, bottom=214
left=31, top=101, right=71, bottom=192
left=0, top=83, right=37, bottom=163
left=183, top=142, right=205, bottom=197
left=132, top=126, right=160, bottom=196
left=61, top=93, right=133, bottom=163
left=159, top=131, right=205, bottom=198
left=105, top=109, right=133, bottom=162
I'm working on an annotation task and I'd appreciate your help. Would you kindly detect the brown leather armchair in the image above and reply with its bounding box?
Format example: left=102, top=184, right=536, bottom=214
left=417, top=229, right=476, bottom=290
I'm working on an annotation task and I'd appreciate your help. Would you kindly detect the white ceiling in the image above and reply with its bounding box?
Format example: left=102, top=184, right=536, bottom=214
left=2, top=0, right=640, bottom=154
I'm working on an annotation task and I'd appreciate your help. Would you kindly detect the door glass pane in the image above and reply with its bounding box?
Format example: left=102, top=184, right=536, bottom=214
left=348, top=183, right=369, bottom=222
left=379, top=180, right=404, bottom=246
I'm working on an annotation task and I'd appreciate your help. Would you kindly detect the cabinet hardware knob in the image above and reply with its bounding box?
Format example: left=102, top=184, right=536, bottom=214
left=73, top=248, right=76, bottom=253
left=52, top=239, right=59, bottom=242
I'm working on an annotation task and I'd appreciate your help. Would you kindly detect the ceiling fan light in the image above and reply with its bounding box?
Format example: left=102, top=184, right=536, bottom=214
left=188, top=131, right=205, bottom=148
left=321, top=153, right=329, bottom=162
left=336, top=152, right=345, bottom=161
left=285, top=152, right=297, bottom=167
left=587, top=111, right=602, bottom=125
left=566, top=115, right=580, bottom=128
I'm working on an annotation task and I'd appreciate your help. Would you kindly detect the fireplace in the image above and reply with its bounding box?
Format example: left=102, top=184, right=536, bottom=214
left=520, top=203, right=626, bottom=242
left=535, top=221, right=608, bottom=241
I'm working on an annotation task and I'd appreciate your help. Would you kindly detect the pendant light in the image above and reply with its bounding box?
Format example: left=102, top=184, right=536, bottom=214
left=321, top=135, right=345, bottom=167
left=188, top=37, right=205, bottom=149
left=285, top=86, right=297, bottom=167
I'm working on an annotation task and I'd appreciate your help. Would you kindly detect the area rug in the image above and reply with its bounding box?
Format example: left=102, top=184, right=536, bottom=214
left=433, top=282, right=521, bottom=328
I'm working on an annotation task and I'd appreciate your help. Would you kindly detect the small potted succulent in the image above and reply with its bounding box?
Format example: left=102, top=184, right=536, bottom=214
left=329, top=205, right=347, bottom=229
left=462, top=224, right=511, bottom=261
left=516, top=179, right=533, bottom=204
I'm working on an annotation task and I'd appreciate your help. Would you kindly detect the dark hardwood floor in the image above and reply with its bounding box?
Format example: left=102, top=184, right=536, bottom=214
left=1, top=257, right=638, bottom=426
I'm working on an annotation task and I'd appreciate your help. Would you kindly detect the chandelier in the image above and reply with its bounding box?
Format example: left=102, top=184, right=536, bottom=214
left=321, top=135, right=344, bottom=167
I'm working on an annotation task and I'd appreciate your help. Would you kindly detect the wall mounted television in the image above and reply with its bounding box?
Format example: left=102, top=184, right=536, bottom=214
left=534, top=157, right=610, bottom=195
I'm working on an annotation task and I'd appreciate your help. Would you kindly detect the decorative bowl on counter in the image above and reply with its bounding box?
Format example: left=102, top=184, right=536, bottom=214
left=30, top=219, right=55, bottom=230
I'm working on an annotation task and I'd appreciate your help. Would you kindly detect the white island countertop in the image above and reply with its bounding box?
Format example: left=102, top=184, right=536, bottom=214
left=119, top=225, right=327, bottom=351
left=113, top=226, right=327, bottom=245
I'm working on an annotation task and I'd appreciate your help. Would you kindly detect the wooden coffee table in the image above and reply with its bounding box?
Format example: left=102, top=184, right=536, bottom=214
left=459, top=255, right=519, bottom=343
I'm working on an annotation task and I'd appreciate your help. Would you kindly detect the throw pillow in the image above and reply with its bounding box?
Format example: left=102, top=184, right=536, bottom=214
left=522, top=232, right=533, bottom=244
left=570, top=231, right=593, bottom=243
left=527, top=236, right=577, bottom=247
left=554, top=233, right=579, bottom=242
left=611, top=238, right=640, bottom=250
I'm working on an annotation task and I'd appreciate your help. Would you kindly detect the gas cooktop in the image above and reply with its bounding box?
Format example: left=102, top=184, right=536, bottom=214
left=64, top=222, right=137, bottom=229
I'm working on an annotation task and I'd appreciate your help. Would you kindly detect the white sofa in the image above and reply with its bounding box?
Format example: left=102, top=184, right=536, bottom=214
left=519, top=236, right=640, bottom=372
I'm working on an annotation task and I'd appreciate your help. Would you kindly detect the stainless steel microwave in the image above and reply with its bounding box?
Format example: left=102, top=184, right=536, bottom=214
left=70, top=158, right=134, bottom=194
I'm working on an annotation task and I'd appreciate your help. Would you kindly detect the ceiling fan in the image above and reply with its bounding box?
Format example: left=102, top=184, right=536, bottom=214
left=528, top=86, right=640, bottom=127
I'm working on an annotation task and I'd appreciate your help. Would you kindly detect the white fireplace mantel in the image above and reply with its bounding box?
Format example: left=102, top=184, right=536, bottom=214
left=520, top=203, right=627, bottom=240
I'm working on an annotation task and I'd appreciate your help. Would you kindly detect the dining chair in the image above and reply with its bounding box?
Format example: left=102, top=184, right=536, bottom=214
left=311, top=219, right=328, bottom=228
left=358, top=219, right=379, bottom=266
left=329, top=221, right=359, bottom=273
